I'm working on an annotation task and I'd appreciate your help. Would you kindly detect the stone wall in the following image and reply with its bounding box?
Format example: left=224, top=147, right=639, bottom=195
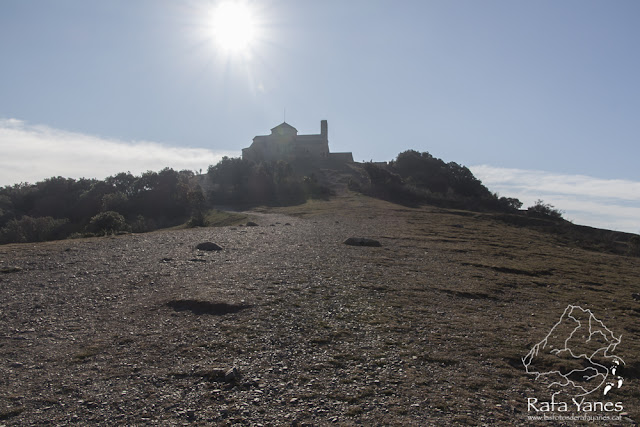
left=328, top=152, right=354, bottom=163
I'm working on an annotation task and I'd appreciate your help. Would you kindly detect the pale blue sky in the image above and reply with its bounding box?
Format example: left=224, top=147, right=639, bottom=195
left=1, top=1, right=639, bottom=231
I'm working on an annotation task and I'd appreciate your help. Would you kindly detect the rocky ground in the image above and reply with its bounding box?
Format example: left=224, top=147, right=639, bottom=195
left=1, top=194, right=639, bottom=425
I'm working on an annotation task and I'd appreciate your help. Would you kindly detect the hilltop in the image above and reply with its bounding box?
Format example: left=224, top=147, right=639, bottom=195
left=1, top=192, right=639, bottom=425
left=2, top=149, right=638, bottom=257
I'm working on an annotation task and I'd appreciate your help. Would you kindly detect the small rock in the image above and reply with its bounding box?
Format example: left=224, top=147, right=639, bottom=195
left=343, top=237, right=382, bottom=247
left=196, top=242, right=223, bottom=251
left=1, top=266, right=22, bottom=274
left=246, top=221, right=259, bottom=227
left=225, top=367, right=239, bottom=382
left=632, top=293, right=640, bottom=301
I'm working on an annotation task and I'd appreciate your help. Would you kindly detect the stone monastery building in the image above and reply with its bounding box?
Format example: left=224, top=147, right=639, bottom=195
left=242, top=120, right=353, bottom=164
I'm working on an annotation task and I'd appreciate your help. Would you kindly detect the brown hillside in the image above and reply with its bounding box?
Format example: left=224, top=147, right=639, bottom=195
left=1, top=193, right=638, bottom=425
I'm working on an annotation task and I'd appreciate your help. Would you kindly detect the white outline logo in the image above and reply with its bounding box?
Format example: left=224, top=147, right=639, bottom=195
left=523, top=304, right=624, bottom=399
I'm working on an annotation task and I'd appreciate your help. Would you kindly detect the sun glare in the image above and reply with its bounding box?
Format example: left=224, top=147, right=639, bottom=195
left=209, top=1, right=257, bottom=53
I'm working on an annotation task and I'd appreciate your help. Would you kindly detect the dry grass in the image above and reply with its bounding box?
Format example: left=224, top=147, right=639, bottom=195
left=203, top=209, right=248, bottom=227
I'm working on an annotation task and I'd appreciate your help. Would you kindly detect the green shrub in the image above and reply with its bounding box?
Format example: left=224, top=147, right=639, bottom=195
left=89, top=211, right=127, bottom=235
left=527, top=199, right=563, bottom=219
left=186, top=212, right=207, bottom=228
left=0, top=216, right=69, bottom=244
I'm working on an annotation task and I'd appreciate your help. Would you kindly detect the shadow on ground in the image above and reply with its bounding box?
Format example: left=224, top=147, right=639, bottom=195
left=166, top=299, right=250, bottom=315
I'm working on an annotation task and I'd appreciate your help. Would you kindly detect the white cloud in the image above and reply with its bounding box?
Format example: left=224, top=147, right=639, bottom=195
left=0, top=118, right=237, bottom=186
left=471, top=165, right=640, bottom=234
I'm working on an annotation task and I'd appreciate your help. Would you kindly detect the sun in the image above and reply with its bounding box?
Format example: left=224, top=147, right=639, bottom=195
left=209, top=1, right=257, bottom=53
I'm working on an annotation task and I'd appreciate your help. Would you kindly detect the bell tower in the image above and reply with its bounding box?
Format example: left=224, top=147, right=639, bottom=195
left=321, top=120, right=328, bottom=142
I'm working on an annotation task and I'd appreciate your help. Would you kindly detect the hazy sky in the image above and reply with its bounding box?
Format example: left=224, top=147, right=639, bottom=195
left=1, top=1, right=638, bottom=232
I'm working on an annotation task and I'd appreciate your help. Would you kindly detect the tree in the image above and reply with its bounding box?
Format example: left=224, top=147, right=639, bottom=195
left=128, top=168, right=189, bottom=220
left=105, top=172, right=136, bottom=197
left=0, top=194, right=12, bottom=227
left=527, top=200, right=563, bottom=219
left=186, top=186, right=207, bottom=227
left=498, top=196, right=523, bottom=211
left=0, top=216, right=69, bottom=244
left=101, top=192, right=128, bottom=214
left=208, top=156, right=252, bottom=194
